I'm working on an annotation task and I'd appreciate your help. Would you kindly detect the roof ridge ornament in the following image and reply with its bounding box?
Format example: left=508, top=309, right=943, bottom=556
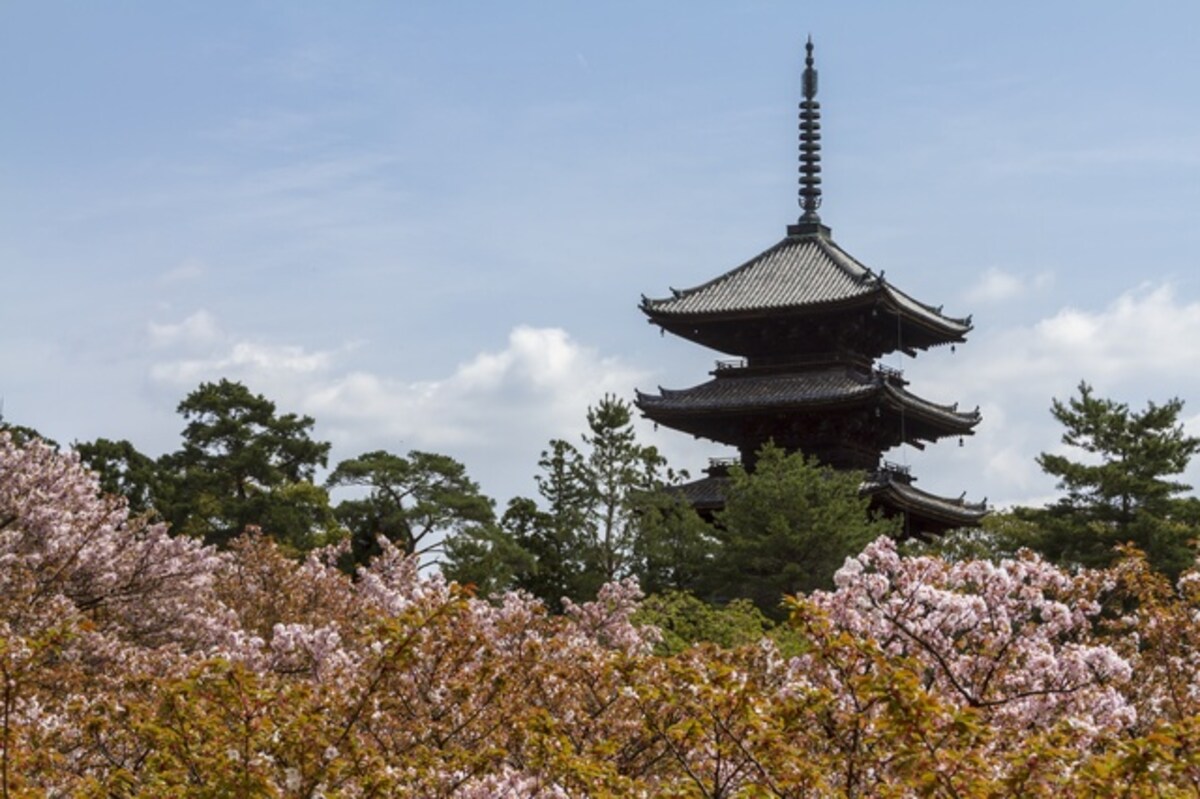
left=788, top=36, right=831, bottom=238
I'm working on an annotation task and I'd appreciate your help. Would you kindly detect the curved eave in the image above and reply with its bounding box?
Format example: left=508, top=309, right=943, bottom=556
left=636, top=373, right=980, bottom=436
left=864, top=475, right=989, bottom=530
left=640, top=232, right=973, bottom=342
left=666, top=469, right=988, bottom=533
left=879, top=283, right=972, bottom=342
left=643, top=290, right=972, bottom=350
left=881, top=383, right=981, bottom=433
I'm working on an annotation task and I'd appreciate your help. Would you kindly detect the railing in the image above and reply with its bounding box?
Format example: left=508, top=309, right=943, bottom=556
left=710, top=356, right=905, bottom=380
left=875, top=363, right=905, bottom=381
left=871, top=460, right=914, bottom=485
left=708, top=456, right=739, bottom=469
left=705, top=457, right=739, bottom=476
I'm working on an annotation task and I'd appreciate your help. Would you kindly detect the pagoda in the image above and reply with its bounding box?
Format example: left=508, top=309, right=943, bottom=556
left=636, top=39, right=986, bottom=537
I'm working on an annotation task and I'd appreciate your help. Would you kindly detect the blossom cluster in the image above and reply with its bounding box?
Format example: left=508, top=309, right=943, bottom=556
left=3, top=431, right=1200, bottom=796
left=810, top=538, right=1135, bottom=736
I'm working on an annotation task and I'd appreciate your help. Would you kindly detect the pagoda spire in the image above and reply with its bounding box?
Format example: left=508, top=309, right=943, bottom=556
left=798, top=36, right=822, bottom=224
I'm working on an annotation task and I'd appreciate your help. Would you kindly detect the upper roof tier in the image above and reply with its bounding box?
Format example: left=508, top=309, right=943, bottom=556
left=641, top=228, right=973, bottom=358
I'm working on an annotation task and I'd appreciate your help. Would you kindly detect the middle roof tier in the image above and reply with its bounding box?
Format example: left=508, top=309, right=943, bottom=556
left=636, top=362, right=980, bottom=470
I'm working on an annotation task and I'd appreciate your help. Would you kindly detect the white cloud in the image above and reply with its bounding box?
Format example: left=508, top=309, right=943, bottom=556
left=963, top=267, right=1053, bottom=305
left=307, top=325, right=645, bottom=452
left=151, top=342, right=333, bottom=386
left=964, top=268, right=1024, bottom=304
left=1000, top=284, right=1200, bottom=384
left=158, top=257, right=207, bottom=284
left=147, top=316, right=646, bottom=502
left=907, top=282, right=1200, bottom=509
left=148, top=311, right=340, bottom=401
left=147, top=310, right=222, bottom=349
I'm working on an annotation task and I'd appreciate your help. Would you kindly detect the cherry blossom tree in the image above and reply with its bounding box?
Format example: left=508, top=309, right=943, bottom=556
left=7, top=430, right=1200, bottom=796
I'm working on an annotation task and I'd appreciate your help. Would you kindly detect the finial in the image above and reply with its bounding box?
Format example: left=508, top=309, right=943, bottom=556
left=803, top=35, right=818, bottom=99
left=798, top=35, right=822, bottom=223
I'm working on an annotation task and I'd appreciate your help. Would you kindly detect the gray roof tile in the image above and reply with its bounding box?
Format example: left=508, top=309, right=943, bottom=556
left=642, top=233, right=971, bottom=334
left=863, top=472, right=989, bottom=521
left=637, top=368, right=980, bottom=429
left=672, top=471, right=988, bottom=527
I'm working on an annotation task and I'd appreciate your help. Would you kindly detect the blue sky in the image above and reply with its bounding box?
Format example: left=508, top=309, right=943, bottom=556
left=5, top=2, right=1200, bottom=510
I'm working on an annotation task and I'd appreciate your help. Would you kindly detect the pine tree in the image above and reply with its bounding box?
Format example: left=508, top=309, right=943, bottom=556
left=1031, top=381, right=1200, bottom=575
left=158, top=379, right=334, bottom=549
left=711, top=443, right=897, bottom=615
left=326, top=449, right=495, bottom=565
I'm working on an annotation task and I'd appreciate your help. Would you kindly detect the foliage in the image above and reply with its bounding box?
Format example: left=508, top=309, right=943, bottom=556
left=12, top=431, right=1200, bottom=794
left=327, top=449, right=495, bottom=566
left=502, top=395, right=689, bottom=610
left=480, top=494, right=570, bottom=607
left=903, top=511, right=1043, bottom=563
left=713, top=443, right=899, bottom=614
left=0, top=432, right=230, bottom=648
left=632, top=590, right=780, bottom=655
left=1039, top=381, right=1199, bottom=520
left=0, top=416, right=54, bottom=448
left=627, top=489, right=716, bottom=597
left=441, top=518, right=536, bottom=598
left=68, top=382, right=497, bottom=560
left=1025, top=381, right=1200, bottom=576
left=515, top=442, right=594, bottom=608
left=157, top=379, right=335, bottom=549
left=579, top=395, right=672, bottom=583
left=74, top=437, right=160, bottom=516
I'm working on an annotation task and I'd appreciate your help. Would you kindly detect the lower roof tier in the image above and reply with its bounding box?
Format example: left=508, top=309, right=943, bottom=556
left=862, top=469, right=989, bottom=538
left=672, top=469, right=987, bottom=537
left=636, top=365, right=980, bottom=458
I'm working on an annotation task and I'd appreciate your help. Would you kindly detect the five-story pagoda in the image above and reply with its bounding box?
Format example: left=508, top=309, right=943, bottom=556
left=636, top=39, right=986, bottom=537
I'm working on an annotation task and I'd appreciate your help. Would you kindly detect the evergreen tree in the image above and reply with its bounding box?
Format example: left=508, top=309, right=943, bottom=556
left=327, top=449, right=495, bottom=566
left=507, top=443, right=594, bottom=610
left=1038, top=382, right=1198, bottom=522
left=711, top=443, right=898, bottom=615
left=579, top=394, right=672, bottom=585
left=628, top=491, right=715, bottom=597
left=494, top=395, right=694, bottom=611
left=1027, top=381, right=1200, bottom=575
left=74, top=437, right=160, bottom=515
left=158, top=379, right=334, bottom=550
left=441, top=504, right=535, bottom=598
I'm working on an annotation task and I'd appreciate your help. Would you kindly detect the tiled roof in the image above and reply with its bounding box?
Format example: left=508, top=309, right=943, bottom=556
left=672, top=475, right=729, bottom=509
left=863, top=470, right=989, bottom=524
left=641, top=369, right=873, bottom=408
left=670, top=470, right=987, bottom=530
left=641, top=232, right=971, bottom=335
left=880, top=383, right=980, bottom=429
left=637, top=368, right=980, bottom=430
